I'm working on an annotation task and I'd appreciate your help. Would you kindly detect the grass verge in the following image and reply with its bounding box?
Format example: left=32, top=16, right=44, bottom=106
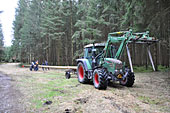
left=18, top=71, right=81, bottom=111
left=133, top=65, right=170, bottom=73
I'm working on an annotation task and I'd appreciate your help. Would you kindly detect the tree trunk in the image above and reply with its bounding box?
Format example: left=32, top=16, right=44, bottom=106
left=70, top=0, right=74, bottom=65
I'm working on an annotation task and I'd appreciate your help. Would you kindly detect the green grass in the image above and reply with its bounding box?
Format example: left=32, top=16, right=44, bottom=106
left=137, top=95, right=170, bottom=112
left=133, top=66, right=153, bottom=72
left=133, top=104, right=141, bottom=112
left=23, top=71, right=81, bottom=109
left=138, top=95, right=161, bottom=105
left=158, top=65, right=170, bottom=72
left=133, top=65, right=170, bottom=73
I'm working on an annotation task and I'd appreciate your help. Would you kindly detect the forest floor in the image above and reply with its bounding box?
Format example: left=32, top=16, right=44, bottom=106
left=0, top=63, right=170, bottom=113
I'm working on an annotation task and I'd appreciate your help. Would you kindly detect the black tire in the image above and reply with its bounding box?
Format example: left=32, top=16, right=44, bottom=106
left=65, top=72, right=71, bottom=79
left=77, top=62, right=89, bottom=83
left=93, top=69, right=108, bottom=90
left=120, top=72, right=135, bottom=87
left=30, top=66, right=32, bottom=71
left=30, top=66, right=33, bottom=71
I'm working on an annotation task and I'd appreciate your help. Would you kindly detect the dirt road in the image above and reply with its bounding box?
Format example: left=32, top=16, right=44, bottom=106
left=0, top=70, right=24, bottom=112
left=0, top=63, right=169, bottom=113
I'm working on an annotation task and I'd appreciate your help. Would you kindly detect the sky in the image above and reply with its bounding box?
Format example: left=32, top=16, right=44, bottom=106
left=0, top=0, right=19, bottom=46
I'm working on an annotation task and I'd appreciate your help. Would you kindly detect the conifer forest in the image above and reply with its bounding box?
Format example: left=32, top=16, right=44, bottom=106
left=1, top=0, right=170, bottom=69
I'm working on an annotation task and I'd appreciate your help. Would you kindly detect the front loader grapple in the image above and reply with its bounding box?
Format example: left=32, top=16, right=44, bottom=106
left=77, top=29, right=158, bottom=90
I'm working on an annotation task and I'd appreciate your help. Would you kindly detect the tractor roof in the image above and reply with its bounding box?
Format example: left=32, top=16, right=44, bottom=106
left=84, top=43, right=105, bottom=48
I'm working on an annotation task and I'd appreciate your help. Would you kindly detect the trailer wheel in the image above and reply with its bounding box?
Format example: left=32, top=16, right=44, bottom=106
left=93, top=69, right=108, bottom=90
left=120, top=72, right=135, bottom=87
left=77, top=62, right=89, bottom=83
left=65, top=72, right=71, bottom=79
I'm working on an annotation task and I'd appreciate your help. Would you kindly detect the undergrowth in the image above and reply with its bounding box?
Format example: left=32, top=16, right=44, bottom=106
left=133, top=65, right=170, bottom=73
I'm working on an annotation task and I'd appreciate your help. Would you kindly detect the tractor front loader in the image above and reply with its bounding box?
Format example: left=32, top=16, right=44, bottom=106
left=76, top=29, right=158, bottom=90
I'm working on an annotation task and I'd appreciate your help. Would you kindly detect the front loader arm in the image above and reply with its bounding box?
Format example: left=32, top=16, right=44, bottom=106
left=103, top=29, right=133, bottom=59
left=103, top=29, right=157, bottom=59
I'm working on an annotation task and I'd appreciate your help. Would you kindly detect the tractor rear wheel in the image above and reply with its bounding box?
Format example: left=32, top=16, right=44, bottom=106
left=93, top=69, right=108, bottom=90
left=120, top=72, right=135, bottom=87
left=77, top=62, right=89, bottom=83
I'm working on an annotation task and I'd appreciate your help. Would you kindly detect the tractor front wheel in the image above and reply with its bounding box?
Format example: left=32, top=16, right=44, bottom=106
left=77, top=62, right=89, bottom=83
left=93, top=69, right=108, bottom=90
left=120, top=72, right=135, bottom=87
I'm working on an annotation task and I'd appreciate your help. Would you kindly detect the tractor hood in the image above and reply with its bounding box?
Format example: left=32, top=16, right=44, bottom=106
left=104, top=58, right=122, bottom=64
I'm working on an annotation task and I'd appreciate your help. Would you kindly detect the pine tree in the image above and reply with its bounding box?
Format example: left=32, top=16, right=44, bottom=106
left=0, top=23, right=4, bottom=47
left=0, top=23, right=4, bottom=61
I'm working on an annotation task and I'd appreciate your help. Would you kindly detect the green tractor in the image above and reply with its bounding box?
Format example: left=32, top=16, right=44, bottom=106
left=76, top=29, right=157, bottom=89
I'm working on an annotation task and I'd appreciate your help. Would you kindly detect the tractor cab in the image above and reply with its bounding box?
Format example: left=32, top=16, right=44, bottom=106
left=83, top=43, right=120, bottom=70
left=84, top=43, right=105, bottom=68
left=84, top=43, right=105, bottom=58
